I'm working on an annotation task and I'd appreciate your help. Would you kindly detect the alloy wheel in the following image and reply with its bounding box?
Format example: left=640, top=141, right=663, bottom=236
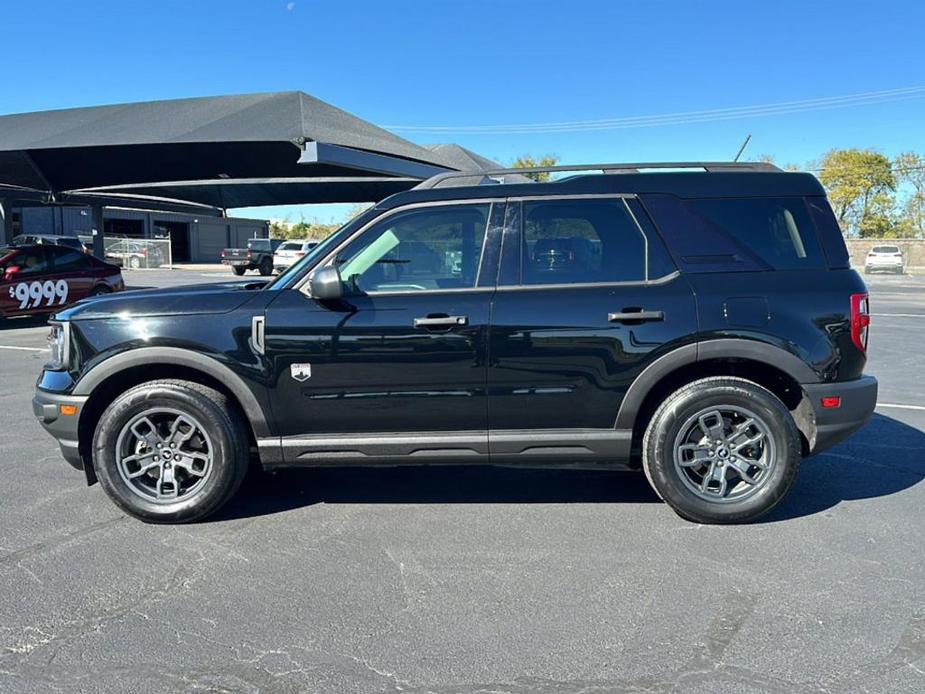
left=672, top=405, right=776, bottom=503
left=115, top=407, right=214, bottom=504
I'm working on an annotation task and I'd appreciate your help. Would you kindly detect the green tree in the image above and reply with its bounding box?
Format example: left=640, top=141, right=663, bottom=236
left=895, top=152, right=925, bottom=238
left=268, top=218, right=342, bottom=241
left=511, top=154, right=561, bottom=182
left=817, top=149, right=895, bottom=237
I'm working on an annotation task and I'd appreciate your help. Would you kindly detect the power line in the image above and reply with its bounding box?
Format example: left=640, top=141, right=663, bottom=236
left=383, top=86, right=925, bottom=135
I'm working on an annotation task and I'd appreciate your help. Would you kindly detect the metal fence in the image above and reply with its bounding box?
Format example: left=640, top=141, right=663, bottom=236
left=78, top=236, right=173, bottom=269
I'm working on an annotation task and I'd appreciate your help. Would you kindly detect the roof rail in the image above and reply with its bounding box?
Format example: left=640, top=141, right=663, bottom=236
left=415, top=161, right=782, bottom=190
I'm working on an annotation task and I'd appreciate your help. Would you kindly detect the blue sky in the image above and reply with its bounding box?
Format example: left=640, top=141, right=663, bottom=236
left=4, top=0, right=925, bottom=223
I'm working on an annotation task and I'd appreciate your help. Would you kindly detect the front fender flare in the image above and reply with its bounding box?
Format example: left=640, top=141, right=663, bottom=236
left=72, top=346, right=271, bottom=437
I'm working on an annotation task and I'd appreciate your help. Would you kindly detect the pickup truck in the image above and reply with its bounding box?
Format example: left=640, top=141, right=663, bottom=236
left=220, top=238, right=283, bottom=276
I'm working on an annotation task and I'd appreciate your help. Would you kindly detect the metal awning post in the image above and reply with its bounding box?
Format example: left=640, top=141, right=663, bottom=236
left=90, top=204, right=105, bottom=260
left=0, top=199, right=13, bottom=245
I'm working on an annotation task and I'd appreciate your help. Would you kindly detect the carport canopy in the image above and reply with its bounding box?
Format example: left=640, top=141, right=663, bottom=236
left=0, top=91, right=472, bottom=216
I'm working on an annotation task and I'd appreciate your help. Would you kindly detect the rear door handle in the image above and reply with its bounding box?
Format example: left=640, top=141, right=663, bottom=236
left=608, top=310, right=665, bottom=323
left=413, top=315, right=469, bottom=329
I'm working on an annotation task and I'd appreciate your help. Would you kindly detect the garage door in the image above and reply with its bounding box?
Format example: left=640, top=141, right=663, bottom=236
left=196, top=223, right=229, bottom=262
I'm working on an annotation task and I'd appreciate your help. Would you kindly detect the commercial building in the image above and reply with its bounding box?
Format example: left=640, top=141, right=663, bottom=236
left=9, top=205, right=268, bottom=263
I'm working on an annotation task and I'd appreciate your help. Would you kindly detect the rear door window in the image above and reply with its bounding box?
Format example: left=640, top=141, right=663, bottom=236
left=508, top=197, right=674, bottom=285
left=685, top=197, right=825, bottom=270
left=49, top=247, right=92, bottom=271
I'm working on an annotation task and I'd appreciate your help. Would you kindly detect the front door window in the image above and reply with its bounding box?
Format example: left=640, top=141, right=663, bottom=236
left=333, top=204, right=490, bottom=294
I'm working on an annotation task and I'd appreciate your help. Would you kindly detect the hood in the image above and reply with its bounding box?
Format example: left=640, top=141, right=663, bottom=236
left=55, top=280, right=267, bottom=321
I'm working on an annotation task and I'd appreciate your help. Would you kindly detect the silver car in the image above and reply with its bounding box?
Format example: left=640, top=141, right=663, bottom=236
left=273, top=239, right=318, bottom=273
left=865, top=244, right=904, bottom=274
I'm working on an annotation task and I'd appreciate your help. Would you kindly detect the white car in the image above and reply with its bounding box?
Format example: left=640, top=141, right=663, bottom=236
left=273, top=240, right=318, bottom=273
left=865, top=245, right=904, bottom=274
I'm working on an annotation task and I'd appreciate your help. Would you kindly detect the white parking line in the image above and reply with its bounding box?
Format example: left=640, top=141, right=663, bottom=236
left=872, top=313, right=925, bottom=318
left=0, top=345, right=47, bottom=352
left=877, top=403, right=925, bottom=412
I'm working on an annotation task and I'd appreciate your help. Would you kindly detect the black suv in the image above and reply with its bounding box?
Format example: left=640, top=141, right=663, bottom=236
left=34, top=163, right=878, bottom=524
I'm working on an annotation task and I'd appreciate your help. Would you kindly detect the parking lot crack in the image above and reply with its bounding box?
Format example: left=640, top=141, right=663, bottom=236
left=0, top=516, right=125, bottom=565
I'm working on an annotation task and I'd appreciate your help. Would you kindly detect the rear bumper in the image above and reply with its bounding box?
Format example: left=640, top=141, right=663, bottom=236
left=33, top=388, right=89, bottom=471
left=803, top=376, right=878, bottom=454
left=865, top=261, right=903, bottom=271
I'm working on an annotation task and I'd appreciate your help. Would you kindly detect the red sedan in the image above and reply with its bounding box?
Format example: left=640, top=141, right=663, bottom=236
left=1, top=244, right=124, bottom=319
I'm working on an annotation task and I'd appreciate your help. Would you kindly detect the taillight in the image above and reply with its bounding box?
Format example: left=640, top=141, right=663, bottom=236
left=850, top=293, right=870, bottom=353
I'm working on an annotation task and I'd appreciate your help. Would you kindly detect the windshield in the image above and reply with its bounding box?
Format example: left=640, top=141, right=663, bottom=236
left=247, top=239, right=271, bottom=251
left=872, top=245, right=900, bottom=253
left=265, top=207, right=382, bottom=291
left=278, top=241, right=303, bottom=251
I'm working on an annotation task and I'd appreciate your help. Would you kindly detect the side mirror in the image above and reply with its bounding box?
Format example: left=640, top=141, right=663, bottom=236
left=4, top=266, right=20, bottom=282
left=309, top=265, right=343, bottom=300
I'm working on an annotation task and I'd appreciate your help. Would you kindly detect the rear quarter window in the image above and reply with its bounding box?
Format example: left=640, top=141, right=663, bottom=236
left=640, top=194, right=828, bottom=273
left=684, top=197, right=825, bottom=271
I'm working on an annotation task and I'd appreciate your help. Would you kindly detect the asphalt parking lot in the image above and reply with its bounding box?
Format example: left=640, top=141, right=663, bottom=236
left=1, top=269, right=924, bottom=693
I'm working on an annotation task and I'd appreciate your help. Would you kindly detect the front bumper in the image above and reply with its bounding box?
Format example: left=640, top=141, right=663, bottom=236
left=803, top=376, right=878, bottom=454
left=33, top=388, right=89, bottom=471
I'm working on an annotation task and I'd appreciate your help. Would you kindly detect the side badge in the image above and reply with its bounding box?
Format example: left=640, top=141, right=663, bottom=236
left=290, top=363, right=312, bottom=382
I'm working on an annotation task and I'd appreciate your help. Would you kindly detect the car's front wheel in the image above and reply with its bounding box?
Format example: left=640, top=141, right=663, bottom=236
left=232, top=266, right=246, bottom=276
left=642, top=376, right=801, bottom=524
left=92, top=380, right=250, bottom=523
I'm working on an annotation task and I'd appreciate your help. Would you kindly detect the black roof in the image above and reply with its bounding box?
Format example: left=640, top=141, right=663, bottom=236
left=377, top=170, right=826, bottom=210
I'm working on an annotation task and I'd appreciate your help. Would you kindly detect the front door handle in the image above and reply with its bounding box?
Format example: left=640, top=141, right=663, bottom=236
left=413, top=315, right=469, bottom=329
left=608, top=309, right=665, bottom=323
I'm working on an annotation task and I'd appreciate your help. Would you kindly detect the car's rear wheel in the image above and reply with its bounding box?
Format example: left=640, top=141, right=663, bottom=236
left=642, top=376, right=800, bottom=524
left=129, top=256, right=141, bottom=269
left=258, top=258, right=272, bottom=276
left=90, top=285, right=111, bottom=297
left=92, top=380, right=250, bottom=523
left=232, top=266, right=246, bottom=276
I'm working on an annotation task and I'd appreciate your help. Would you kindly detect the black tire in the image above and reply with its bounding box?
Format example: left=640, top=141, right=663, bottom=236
left=258, top=258, right=272, bottom=276
left=90, top=285, right=112, bottom=297
left=642, top=376, right=801, bottom=524
left=232, top=266, right=246, bottom=276
left=92, top=379, right=250, bottom=523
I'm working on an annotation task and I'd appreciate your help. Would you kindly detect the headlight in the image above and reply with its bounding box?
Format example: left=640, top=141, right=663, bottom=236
left=46, top=322, right=71, bottom=371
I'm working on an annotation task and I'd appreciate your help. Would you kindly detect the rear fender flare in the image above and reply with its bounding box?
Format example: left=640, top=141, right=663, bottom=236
left=614, top=339, right=818, bottom=430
